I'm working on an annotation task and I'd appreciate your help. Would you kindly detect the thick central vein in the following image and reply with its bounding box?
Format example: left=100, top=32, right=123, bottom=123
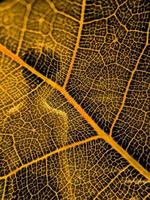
left=0, top=44, right=150, bottom=181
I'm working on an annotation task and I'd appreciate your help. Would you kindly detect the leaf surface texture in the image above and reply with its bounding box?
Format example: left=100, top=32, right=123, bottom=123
left=0, top=0, right=150, bottom=199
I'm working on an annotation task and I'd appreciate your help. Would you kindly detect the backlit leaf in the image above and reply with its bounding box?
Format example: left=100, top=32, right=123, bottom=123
left=0, top=0, right=150, bottom=199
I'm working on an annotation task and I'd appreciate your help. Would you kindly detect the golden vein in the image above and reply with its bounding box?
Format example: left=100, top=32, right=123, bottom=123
left=0, top=135, right=100, bottom=180
left=0, top=44, right=150, bottom=181
left=93, top=165, right=130, bottom=199
left=109, top=22, right=150, bottom=136
left=16, top=3, right=32, bottom=55
left=63, top=0, right=86, bottom=88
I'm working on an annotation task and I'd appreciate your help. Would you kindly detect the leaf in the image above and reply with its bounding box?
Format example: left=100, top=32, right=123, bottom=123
left=0, top=0, right=150, bottom=199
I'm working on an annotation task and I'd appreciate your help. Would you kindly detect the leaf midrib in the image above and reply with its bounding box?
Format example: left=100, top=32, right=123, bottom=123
left=0, top=44, right=150, bottom=181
